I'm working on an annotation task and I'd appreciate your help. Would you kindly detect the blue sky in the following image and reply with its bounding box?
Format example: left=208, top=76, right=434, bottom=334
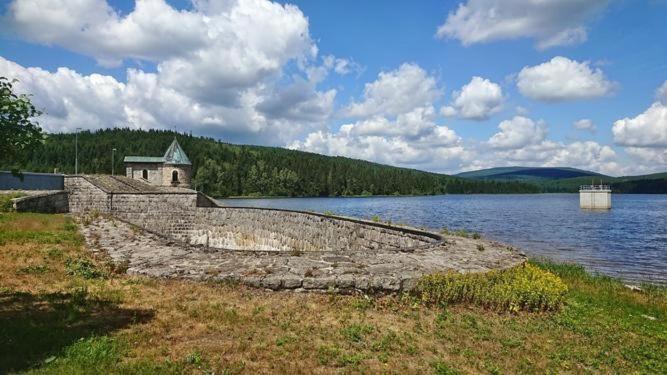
left=1, top=0, right=666, bottom=175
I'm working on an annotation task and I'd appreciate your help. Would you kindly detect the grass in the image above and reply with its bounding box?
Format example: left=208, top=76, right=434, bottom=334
left=1, top=212, right=666, bottom=373
left=0, top=192, right=26, bottom=212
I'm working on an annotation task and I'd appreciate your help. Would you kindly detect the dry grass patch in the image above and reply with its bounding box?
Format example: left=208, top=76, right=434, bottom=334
left=1, top=212, right=665, bottom=374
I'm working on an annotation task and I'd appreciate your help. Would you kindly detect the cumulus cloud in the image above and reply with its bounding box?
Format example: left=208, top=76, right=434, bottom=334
left=0, top=1, right=352, bottom=144
left=436, top=0, right=608, bottom=49
left=517, top=57, right=616, bottom=102
left=440, top=76, right=504, bottom=120
left=289, top=124, right=465, bottom=171
left=488, top=116, right=547, bottom=149
left=612, top=102, right=667, bottom=148
left=343, top=63, right=440, bottom=118
left=609, top=82, right=667, bottom=171
left=293, top=63, right=466, bottom=171
left=573, top=119, right=596, bottom=132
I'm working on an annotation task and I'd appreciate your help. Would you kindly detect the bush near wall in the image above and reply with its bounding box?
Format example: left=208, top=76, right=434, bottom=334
left=0, top=193, right=25, bottom=212
left=416, top=263, right=568, bottom=312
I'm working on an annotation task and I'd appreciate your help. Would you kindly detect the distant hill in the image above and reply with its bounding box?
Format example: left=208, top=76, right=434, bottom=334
left=457, top=167, right=667, bottom=194
left=456, top=166, right=603, bottom=181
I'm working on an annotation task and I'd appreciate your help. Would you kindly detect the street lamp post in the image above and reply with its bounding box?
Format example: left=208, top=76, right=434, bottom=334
left=75, top=127, right=82, bottom=174
left=112, top=148, right=117, bottom=176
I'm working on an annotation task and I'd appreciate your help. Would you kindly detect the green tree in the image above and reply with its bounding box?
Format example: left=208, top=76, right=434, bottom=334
left=0, top=77, right=43, bottom=169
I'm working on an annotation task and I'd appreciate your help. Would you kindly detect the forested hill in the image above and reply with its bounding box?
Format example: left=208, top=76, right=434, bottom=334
left=457, top=167, right=667, bottom=194
left=9, top=128, right=540, bottom=197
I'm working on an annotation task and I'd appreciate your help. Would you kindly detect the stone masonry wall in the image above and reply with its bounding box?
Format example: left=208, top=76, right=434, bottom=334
left=64, top=175, right=442, bottom=254
left=12, top=191, right=69, bottom=213
left=118, top=205, right=442, bottom=253
left=190, top=208, right=440, bottom=252
left=65, top=176, right=111, bottom=213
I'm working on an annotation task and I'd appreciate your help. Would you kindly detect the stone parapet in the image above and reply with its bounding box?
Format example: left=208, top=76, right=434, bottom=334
left=12, top=191, right=69, bottom=213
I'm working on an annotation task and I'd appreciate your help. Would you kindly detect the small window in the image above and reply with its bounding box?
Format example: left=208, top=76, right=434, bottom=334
left=172, top=170, right=179, bottom=183
left=142, top=169, right=148, bottom=180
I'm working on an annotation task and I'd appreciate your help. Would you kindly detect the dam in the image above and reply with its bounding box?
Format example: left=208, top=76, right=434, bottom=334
left=8, top=174, right=525, bottom=292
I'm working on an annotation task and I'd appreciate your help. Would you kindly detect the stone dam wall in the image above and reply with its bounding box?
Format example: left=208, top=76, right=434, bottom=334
left=115, top=207, right=442, bottom=253
left=11, top=174, right=527, bottom=292
left=60, top=175, right=443, bottom=254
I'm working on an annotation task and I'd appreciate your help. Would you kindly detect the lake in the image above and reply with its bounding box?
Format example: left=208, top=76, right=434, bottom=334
left=217, top=194, right=667, bottom=285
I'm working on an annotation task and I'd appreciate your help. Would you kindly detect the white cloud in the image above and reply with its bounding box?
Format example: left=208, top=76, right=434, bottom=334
left=289, top=123, right=466, bottom=171
left=517, top=57, right=615, bottom=102
left=488, top=116, right=547, bottom=149
left=293, top=63, right=466, bottom=172
left=0, top=1, right=345, bottom=144
left=536, top=27, right=587, bottom=50
left=5, top=0, right=316, bottom=108
left=610, top=82, right=667, bottom=170
left=440, top=76, right=504, bottom=120
left=612, top=102, right=667, bottom=147
left=573, top=119, right=596, bottom=132
left=436, top=0, right=608, bottom=49
left=625, top=147, right=667, bottom=167
left=343, top=63, right=440, bottom=118
left=0, top=55, right=333, bottom=145
left=656, top=80, right=667, bottom=105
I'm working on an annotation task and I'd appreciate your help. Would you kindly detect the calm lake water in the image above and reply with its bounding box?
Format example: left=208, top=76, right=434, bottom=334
left=218, top=194, right=667, bottom=285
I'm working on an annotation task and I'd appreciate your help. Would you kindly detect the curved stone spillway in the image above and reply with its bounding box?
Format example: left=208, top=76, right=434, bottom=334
left=83, top=206, right=526, bottom=293
left=64, top=175, right=525, bottom=292
left=118, top=206, right=443, bottom=253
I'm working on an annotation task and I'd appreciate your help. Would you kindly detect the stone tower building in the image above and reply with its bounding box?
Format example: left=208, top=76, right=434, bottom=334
left=124, top=138, right=192, bottom=188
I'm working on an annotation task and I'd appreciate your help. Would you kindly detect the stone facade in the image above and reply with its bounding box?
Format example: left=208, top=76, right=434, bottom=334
left=126, top=163, right=163, bottom=186
left=124, top=138, right=192, bottom=188
left=160, top=165, right=191, bottom=188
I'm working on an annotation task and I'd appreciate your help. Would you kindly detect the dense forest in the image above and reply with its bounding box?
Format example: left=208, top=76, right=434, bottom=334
left=3, top=128, right=542, bottom=197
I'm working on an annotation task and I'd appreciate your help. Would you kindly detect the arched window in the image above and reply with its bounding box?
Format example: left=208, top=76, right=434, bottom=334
left=172, top=170, right=179, bottom=183
left=142, top=169, right=148, bottom=180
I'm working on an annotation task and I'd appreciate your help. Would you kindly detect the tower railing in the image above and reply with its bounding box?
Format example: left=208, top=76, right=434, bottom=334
left=579, top=185, right=611, bottom=191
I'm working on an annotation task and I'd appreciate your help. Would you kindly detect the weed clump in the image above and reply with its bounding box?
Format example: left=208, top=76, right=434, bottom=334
left=0, top=193, right=24, bottom=212
left=416, top=263, right=568, bottom=312
left=65, top=257, right=106, bottom=279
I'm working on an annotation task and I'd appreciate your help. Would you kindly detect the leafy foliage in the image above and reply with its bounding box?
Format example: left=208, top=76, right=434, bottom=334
left=0, top=192, right=25, bottom=212
left=416, top=263, right=568, bottom=312
left=4, top=128, right=541, bottom=197
left=0, top=77, right=43, bottom=168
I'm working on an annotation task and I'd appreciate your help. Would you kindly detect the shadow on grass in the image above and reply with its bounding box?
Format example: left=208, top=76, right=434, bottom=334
left=0, top=289, right=154, bottom=373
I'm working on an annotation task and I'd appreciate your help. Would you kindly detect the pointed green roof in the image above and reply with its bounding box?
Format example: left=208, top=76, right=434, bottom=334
left=163, top=138, right=191, bottom=165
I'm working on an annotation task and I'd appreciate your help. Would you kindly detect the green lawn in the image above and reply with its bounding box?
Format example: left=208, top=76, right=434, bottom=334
left=1, top=211, right=665, bottom=374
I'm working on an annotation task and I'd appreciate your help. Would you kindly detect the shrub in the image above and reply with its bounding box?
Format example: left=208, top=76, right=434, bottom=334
left=371, top=215, right=381, bottom=223
left=472, top=232, right=481, bottom=239
left=415, top=263, right=568, bottom=312
left=0, top=193, right=24, bottom=212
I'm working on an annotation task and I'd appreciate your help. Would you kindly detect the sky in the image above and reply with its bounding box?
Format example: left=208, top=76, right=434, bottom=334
left=0, top=0, right=666, bottom=176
